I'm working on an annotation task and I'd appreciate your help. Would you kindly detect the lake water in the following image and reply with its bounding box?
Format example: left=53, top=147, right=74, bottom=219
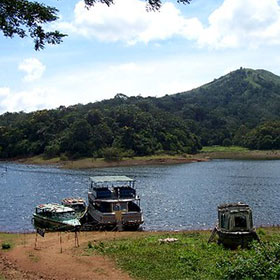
left=0, top=160, right=280, bottom=232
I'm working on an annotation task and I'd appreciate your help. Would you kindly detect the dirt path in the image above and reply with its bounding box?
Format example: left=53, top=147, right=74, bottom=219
left=0, top=231, right=147, bottom=280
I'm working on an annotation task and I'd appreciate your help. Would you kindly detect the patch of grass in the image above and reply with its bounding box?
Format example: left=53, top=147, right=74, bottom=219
left=0, top=274, right=6, bottom=280
left=28, top=252, right=40, bottom=263
left=201, top=146, right=249, bottom=153
left=85, top=230, right=280, bottom=280
left=0, top=233, right=19, bottom=249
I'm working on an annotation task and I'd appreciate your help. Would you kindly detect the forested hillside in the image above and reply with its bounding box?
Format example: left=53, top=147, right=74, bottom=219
left=0, top=68, right=280, bottom=160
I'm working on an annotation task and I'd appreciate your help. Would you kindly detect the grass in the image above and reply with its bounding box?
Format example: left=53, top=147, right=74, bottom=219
left=201, top=146, right=250, bottom=153
left=86, top=228, right=280, bottom=280
left=200, top=146, right=280, bottom=160
left=0, top=232, right=20, bottom=250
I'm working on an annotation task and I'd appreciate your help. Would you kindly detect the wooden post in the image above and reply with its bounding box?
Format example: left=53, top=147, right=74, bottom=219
left=34, top=232, right=38, bottom=250
left=74, top=231, right=79, bottom=247
left=59, top=232, right=62, bottom=253
left=115, top=210, right=123, bottom=231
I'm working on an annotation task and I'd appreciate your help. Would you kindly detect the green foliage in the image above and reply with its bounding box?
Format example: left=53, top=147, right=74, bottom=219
left=101, top=147, right=123, bottom=161
left=1, top=242, right=11, bottom=250
left=244, top=121, right=280, bottom=150
left=219, top=242, right=280, bottom=280
left=1, top=68, right=280, bottom=159
left=86, top=232, right=280, bottom=280
left=0, top=0, right=66, bottom=50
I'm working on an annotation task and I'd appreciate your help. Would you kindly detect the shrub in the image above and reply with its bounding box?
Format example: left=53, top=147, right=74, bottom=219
left=1, top=242, right=11, bottom=250
left=102, top=147, right=123, bottom=161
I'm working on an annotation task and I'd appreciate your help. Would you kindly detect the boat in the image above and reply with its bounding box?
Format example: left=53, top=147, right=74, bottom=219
left=87, top=176, right=144, bottom=230
left=61, top=197, right=87, bottom=219
left=33, top=203, right=81, bottom=231
left=208, top=202, right=260, bottom=248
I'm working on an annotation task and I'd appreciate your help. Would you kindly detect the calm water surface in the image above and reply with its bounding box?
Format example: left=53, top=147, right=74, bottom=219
left=0, top=160, right=280, bottom=232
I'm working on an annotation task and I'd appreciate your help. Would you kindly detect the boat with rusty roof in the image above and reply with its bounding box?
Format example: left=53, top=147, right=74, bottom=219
left=33, top=203, right=81, bottom=231
left=61, top=197, right=87, bottom=219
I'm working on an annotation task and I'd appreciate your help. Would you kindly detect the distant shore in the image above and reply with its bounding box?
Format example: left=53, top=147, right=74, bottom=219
left=5, top=147, right=280, bottom=169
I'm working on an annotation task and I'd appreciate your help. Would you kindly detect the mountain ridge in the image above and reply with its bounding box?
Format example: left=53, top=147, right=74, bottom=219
left=0, top=67, right=280, bottom=159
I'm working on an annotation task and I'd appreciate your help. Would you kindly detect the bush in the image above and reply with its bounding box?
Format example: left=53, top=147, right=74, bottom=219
left=219, top=242, right=280, bottom=280
left=102, top=147, right=123, bottom=161
left=1, top=242, right=11, bottom=250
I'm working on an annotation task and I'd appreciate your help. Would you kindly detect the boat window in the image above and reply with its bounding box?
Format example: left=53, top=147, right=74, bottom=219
left=221, top=214, right=228, bottom=229
left=113, top=202, right=127, bottom=212
left=234, top=215, right=247, bottom=229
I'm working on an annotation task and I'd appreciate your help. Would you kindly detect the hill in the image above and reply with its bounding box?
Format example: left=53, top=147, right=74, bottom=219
left=0, top=68, right=280, bottom=160
left=153, top=68, right=280, bottom=146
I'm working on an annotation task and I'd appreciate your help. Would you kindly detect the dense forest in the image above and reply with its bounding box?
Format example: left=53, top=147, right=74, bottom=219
left=0, top=68, right=280, bottom=160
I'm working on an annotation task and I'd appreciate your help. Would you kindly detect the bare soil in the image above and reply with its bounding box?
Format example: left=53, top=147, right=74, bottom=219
left=0, top=231, right=149, bottom=280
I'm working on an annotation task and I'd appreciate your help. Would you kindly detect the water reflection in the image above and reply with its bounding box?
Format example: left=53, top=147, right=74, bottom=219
left=0, top=160, right=280, bottom=232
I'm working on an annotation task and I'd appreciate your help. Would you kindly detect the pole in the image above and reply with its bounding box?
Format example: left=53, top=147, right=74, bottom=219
left=59, top=232, right=62, bottom=253
left=34, top=232, right=38, bottom=250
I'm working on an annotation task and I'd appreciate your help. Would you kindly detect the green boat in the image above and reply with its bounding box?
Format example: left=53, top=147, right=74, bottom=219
left=209, top=202, right=260, bottom=248
left=33, top=203, right=81, bottom=231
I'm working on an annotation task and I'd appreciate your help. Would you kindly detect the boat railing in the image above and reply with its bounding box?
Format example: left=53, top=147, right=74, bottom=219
left=90, top=186, right=136, bottom=199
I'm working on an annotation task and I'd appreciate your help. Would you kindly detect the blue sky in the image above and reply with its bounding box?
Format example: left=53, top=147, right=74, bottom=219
left=1, top=0, right=280, bottom=113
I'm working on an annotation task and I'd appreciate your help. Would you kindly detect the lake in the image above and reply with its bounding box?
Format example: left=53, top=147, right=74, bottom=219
left=0, top=159, right=280, bottom=232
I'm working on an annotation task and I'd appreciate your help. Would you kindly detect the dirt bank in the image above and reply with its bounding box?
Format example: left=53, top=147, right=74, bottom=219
left=0, top=231, right=150, bottom=280
left=16, top=155, right=209, bottom=169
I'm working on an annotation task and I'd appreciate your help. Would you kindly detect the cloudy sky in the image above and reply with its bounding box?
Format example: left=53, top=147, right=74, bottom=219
left=1, top=0, right=280, bottom=113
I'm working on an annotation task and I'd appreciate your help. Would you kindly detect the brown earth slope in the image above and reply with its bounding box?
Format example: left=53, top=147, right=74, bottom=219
left=0, top=231, right=148, bottom=280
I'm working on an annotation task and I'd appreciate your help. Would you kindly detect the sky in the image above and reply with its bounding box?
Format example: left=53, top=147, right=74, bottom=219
left=1, top=0, right=280, bottom=114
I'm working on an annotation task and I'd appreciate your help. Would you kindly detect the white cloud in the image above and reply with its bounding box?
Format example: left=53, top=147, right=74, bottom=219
left=18, top=58, right=46, bottom=82
left=58, top=0, right=280, bottom=49
left=0, top=87, right=57, bottom=114
left=59, top=0, right=202, bottom=44
left=194, top=0, right=280, bottom=48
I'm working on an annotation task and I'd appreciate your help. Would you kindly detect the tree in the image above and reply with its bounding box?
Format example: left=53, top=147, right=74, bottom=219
left=0, top=0, right=66, bottom=50
left=0, top=0, right=192, bottom=50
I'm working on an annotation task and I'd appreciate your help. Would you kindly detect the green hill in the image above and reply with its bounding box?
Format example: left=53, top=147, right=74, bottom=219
left=0, top=68, right=280, bottom=159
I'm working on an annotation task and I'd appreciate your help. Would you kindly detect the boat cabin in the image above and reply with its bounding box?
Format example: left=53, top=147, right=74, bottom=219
left=218, top=202, right=253, bottom=232
left=35, top=203, right=77, bottom=220
left=89, top=176, right=136, bottom=200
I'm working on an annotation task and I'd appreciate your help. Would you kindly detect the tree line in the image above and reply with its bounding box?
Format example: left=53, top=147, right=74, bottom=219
left=0, top=68, right=280, bottom=160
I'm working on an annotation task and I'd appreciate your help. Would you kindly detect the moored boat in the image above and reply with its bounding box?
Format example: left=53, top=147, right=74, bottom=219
left=209, top=202, right=260, bottom=248
left=33, top=203, right=81, bottom=231
left=61, top=197, right=87, bottom=219
left=87, top=176, right=144, bottom=230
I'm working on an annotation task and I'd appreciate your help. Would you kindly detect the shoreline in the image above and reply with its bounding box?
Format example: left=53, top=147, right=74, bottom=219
left=4, top=149, right=280, bottom=169
left=14, top=154, right=209, bottom=169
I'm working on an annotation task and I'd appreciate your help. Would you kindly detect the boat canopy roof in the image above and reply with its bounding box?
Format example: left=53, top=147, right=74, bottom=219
left=90, top=176, right=135, bottom=184
left=62, top=198, right=86, bottom=205
left=218, top=202, right=251, bottom=213
left=36, top=203, right=74, bottom=213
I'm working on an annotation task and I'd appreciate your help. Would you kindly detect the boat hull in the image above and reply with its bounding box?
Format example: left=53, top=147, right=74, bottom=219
left=87, top=206, right=143, bottom=230
left=33, top=214, right=80, bottom=231
left=217, top=229, right=259, bottom=248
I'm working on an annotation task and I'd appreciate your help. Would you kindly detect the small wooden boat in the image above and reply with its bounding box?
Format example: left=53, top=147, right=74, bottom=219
left=87, top=176, right=144, bottom=230
left=61, top=197, right=87, bottom=219
left=209, top=202, right=260, bottom=248
left=33, top=203, right=81, bottom=231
